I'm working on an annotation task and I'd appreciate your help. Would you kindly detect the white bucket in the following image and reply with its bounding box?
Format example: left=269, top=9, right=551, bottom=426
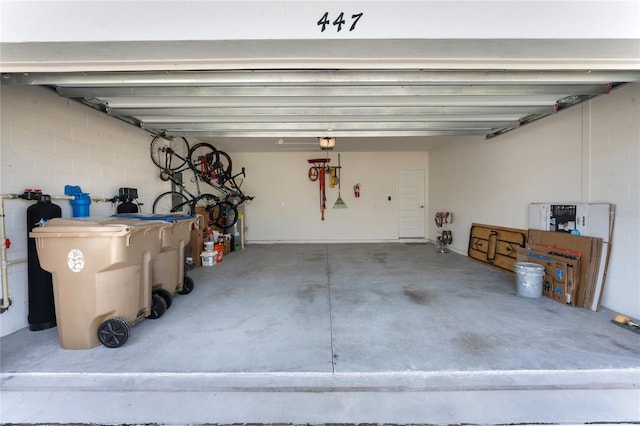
left=200, top=251, right=216, bottom=267
left=514, top=262, right=544, bottom=298
left=204, top=241, right=215, bottom=252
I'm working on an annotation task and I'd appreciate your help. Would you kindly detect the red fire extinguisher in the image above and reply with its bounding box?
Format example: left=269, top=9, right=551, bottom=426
left=354, top=183, right=360, bottom=198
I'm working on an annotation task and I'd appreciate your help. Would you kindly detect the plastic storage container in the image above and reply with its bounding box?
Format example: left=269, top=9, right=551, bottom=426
left=515, top=262, right=545, bottom=298
left=30, top=218, right=164, bottom=349
left=112, top=213, right=196, bottom=295
left=200, top=251, right=216, bottom=266
left=102, top=217, right=171, bottom=318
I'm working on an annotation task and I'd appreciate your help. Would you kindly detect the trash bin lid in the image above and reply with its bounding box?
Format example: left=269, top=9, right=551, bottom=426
left=29, top=217, right=134, bottom=238
left=101, top=216, right=170, bottom=230
left=112, top=213, right=195, bottom=222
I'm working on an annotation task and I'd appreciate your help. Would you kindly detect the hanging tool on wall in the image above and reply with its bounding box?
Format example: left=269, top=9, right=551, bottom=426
left=307, top=157, right=330, bottom=220
left=328, top=167, right=338, bottom=188
left=333, top=154, right=347, bottom=209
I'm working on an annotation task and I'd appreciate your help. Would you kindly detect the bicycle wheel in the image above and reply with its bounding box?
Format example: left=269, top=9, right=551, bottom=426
left=153, top=191, right=192, bottom=215
left=215, top=151, right=233, bottom=183
left=150, top=137, right=189, bottom=171
left=187, top=143, right=218, bottom=183
left=209, top=200, right=238, bottom=229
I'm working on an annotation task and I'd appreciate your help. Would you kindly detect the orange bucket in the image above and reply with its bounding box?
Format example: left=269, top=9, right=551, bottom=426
left=214, top=243, right=224, bottom=263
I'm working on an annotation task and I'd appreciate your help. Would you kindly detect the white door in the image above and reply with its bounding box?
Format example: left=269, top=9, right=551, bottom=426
left=398, top=169, right=425, bottom=238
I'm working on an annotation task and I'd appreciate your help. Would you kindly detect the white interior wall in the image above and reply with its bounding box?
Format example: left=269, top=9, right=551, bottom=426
left=0, top=85, right=169, bottom=336
left=226, top=152, right=429, bottom=242
left=428, top=106, right=583, bottom=242
left=429, top=83, right=640, bottom=319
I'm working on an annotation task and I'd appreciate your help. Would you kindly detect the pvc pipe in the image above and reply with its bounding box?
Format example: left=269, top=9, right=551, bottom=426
left=0, top=195, right=19, bottom=312
left=241, top=213, right=245, bottom=249
left=91, top=196, right=116, bottom=203
left=0, top=192, right=115, bottom=313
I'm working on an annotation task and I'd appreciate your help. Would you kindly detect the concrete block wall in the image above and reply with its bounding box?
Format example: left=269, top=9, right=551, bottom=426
left=588, top=83, right=640, bottom=317
left=0, top=85, right=167, bottom=336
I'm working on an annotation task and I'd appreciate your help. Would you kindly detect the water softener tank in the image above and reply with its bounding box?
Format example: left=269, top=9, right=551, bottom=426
left=116, top=187, right=139, bottom=213
left=27, top=194, right=61, bottom=331
left=117, top=202, right=138, bottom=213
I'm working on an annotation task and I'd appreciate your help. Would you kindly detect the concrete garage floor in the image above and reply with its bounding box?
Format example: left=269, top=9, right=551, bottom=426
left=1, top=243, right=639, bottom=425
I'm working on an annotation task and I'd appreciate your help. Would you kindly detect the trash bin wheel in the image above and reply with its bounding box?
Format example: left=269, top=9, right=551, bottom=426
left=97, top=317, right=130, bottom=348
left=148, top=293, right=167, bottom=319
left=154, top=288, right=173, bottom=309
left=179, top=276, right=195, bottom=295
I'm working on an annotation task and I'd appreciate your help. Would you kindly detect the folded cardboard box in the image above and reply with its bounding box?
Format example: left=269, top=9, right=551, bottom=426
left=527, top=230, right=602, bottom=310
left=516, top=246, right=580, bottom=305
left=187, top=228, right=206, bottom=268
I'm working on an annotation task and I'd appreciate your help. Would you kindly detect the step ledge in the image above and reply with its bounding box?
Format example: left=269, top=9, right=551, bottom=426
left=3, top=367, right=639, bottom=392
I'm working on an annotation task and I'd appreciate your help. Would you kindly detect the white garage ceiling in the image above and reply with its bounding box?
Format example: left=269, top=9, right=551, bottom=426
left=3, top=66, right=639, bottom=152
left=2, top=1, right=639, bottom=153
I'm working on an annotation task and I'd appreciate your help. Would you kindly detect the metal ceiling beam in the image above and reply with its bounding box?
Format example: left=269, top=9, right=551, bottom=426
left=55, top=84, right=612, bottom=98
left=108, top=105, right=558, bottom=116
left=4, top=70, right=640, bottom=86
left=99, top=95, right=561, bottom=108
left=136, top=114, right=525, bottom=123
left=140, top=121, right=516, bottom=131
left=162, top=129, right=488, bottom=137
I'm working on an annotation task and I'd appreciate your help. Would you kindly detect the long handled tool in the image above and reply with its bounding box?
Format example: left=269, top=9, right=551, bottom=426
left=333, top=154, right=347, bottom=209
left=319, top=162, right=326, bottom=220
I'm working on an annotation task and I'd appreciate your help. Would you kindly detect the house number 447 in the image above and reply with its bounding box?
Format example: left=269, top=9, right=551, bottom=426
left=317, top=12, right=364, bottom=32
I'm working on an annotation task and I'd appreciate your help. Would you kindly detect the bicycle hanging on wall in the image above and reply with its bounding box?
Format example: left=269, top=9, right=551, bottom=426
left=149, top=137, right=253, bottom=229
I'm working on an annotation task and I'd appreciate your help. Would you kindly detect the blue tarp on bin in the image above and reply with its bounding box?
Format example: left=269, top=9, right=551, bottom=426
left=112, top=213, right=194, bottom=222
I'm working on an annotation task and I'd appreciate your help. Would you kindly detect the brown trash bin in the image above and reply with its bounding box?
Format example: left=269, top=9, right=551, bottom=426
left=155, top=216, right=195, bottom=295
left=102, top=217, right=172, bottom=318
left=30, top=218, right=166, bottom=349
left=113, top=214, right=196, bottom=296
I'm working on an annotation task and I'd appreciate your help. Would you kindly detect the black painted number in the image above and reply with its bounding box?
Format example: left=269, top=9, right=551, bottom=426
left=317, top=12, right=363, bottom=32
left=333, top=12, right=346, bottom=32
left=317, top=12, right=330, bottom=32
left=350, top=13, right=363, bottom=31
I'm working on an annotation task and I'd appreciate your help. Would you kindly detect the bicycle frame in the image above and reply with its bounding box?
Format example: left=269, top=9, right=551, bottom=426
left=151, top=137, right=252, bottom=227
left=212, top=167, right=254, bottom=207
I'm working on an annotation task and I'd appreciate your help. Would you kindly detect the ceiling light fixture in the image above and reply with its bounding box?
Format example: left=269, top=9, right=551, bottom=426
left=319, top=137, right=336, bottom=150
